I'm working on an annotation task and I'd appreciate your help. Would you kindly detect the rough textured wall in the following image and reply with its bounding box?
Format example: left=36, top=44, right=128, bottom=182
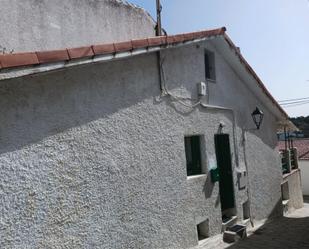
left=283, top=170, right=304, bottom=210
left=0, top=0, right=155, bottom=53
left=300, top=161, right=309, bottom=195
left=205, top=42, right=283, bottom=221
left=0, top=41, right=283, bottom=248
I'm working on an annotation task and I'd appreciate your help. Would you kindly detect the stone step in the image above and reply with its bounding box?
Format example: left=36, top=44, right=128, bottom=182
left=222, top=216, right=238, bottom=232
left=223, top=224, right=247, bottom=243
left=282, top=199, right=290, bottom=214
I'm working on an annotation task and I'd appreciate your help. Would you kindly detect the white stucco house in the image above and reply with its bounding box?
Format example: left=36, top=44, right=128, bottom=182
left=0, top=0, right=301, bottom=248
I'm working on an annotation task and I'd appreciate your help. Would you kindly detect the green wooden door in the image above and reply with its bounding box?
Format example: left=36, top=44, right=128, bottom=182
left=215, top=134, right=235, bottom=211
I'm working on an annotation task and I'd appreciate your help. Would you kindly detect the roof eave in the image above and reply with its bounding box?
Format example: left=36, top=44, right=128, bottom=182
left=0, top=27, right=290, bottom=125
left=0, top=36, right=223, bottom=81
left=222, top=33, right=289, bottom=121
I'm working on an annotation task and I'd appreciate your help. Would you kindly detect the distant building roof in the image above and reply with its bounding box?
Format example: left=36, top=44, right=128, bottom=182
left=278, top=139, right=309, bottom=160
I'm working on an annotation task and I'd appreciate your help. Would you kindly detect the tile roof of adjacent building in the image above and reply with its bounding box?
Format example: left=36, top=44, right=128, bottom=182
left=278, top=139, right=309, bottom=160
left=0, top=27, right=288, bottom=119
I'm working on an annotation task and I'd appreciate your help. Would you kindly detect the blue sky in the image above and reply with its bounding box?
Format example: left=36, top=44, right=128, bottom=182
left=129, top=0, right=309, bottom=117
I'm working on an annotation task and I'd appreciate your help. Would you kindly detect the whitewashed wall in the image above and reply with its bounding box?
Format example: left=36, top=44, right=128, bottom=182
left=0, top=41, right=283, bottom=248
left=300, top=160, right=309, bottom=196
left=0, top=0, right=155, bottom=53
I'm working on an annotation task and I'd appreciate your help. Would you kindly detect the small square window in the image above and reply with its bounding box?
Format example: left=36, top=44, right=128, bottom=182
left=197, top=219, right=209, bottom=241
left=184, top=136, right=203, bottom=176
left=205, top=50, right=216, bottom=81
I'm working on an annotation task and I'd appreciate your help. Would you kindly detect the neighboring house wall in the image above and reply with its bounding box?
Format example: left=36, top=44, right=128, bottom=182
left=299, top=160, right=309, bottom=195
left=0, top=41, right=282, bottom=248
left=282, top=170, right=304, bottom=210
left=0, top=0, right=155, bottom=53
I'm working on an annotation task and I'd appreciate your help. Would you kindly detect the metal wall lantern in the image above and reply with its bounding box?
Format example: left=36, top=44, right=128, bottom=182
left=251, top=107, right=264, bottom=130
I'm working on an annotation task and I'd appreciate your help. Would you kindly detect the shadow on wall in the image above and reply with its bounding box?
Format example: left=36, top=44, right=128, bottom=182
left=203, top=174, right=215, bottom=199
left=0, top=55, right=159, bottom=154
left=0, top=52, right=278, bottom=157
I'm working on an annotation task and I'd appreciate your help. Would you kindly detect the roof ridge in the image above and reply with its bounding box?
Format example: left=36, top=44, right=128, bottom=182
left=0, top=26, right=288, bottom=121
left=0, top=27, right=226, bottom=69
left=222, top=33, right=288, bottom=119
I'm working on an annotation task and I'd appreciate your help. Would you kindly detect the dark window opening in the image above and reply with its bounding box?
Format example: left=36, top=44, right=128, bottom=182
left=242, top=201, right=250, bottom=220
left=197, top=219, right=209, bottom=241
left=205, top=51, right=216, bottom=81
left=281, top=182, right=290, bottom=201
left=185, top=136, right=203, bottom=176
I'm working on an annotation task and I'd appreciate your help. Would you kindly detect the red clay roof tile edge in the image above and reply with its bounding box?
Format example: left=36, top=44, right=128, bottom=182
left=36, top=49, right=69, bottom=63
left=147, top=36, right=166, bottom=47
left=67, top=46, right=95, bottom=60
left=92, top=44, right=116, bottom=55
left=0, top=27, right=226, bottom=70
left=114, top=41, right=133, bottom=52
left=0, top=52, right=39, bottom=69
left=223, top=33, right=289, bottom=119
left=131, top=38, right=149, bottom=49
left=0, top=26, right=287, bottom=119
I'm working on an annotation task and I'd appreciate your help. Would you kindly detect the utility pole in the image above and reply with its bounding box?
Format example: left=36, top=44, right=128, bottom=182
left=156, top=0, right=162, bottom=36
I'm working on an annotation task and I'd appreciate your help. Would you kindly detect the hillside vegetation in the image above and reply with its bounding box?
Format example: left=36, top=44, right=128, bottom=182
left=290, top=116, right=309, bottom=138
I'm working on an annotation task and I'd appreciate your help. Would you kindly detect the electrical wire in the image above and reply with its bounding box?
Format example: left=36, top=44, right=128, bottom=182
left=279, top=96, right=309, bottom=108
left=283, top=101, right=309, bottom=108
left=159, top=55, right=201, bottom=109
left=280, top=101, right=309, bottom=106
left=280, top=99, right=309, bottom=105
left=278, top=97, right=309, bottom=103
left=281, top=101, right=309, bottom=106
left=281, top=100, right=309, bottom=106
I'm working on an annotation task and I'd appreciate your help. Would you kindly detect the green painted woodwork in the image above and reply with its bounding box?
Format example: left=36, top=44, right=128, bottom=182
left=210, top=167, right=220, bottom=182
left=185, top=136, right=202, bottom=176
left=215, top=134, right=235, bottom=211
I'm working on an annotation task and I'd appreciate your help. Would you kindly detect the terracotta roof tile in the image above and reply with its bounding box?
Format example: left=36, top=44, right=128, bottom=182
left=172, top=34, right=185, bottom=43
left=148, top=36, right=166, bottom=47
left=131, top=38, right=149, bottom=49
left=36, top=50, right=69, bottom=63
left=92, top=44, right=115, bottom=55
left=0, top=27, right=226, bottom=69
left=222, top=33, right=288, bottom=118
left=114, top=41, right=133, bottom=52
left=0, top=26, right=287, bottom=119
left=278, top=139, right=309, bottom=160
left=183, top=32, right=196, bottom=41
left=0, top=53, right=39, bottom=69
left=67, top=46, right=94, bottom=60
left=166, top=36, right=176, bottom=44
left=194, top=31, right=205, bottom=39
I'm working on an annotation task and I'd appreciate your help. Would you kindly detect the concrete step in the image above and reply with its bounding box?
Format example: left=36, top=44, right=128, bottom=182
left=223, top=224, right=247, bottom=243
left=223, top=230, right=238, bottom=243
left=222, top=216, right=238, bottom=232
left=282, top=199, right=290, bottom=214
left=241, top=218, right=254, bottom=229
